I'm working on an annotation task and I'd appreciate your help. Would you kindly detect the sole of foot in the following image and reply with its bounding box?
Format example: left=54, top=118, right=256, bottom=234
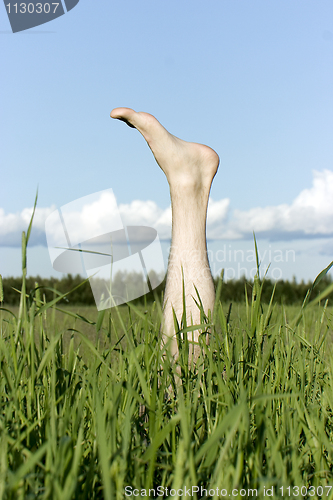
left=110, top=107, right=219, bottom=193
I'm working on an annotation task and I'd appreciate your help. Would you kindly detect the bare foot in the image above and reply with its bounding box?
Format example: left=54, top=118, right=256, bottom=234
left=110, top=107, right=219, bottom=193
left=111, top=107, right=219, bottom=366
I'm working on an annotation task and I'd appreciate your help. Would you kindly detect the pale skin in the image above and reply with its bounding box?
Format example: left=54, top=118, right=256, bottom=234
left=110, top=107, right=219, bottom=364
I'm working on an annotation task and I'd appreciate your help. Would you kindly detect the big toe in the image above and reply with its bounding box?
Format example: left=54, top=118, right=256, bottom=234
left=110, top=107, right=138, bottom=128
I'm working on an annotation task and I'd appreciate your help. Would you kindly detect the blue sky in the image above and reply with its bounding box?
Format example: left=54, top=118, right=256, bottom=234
left=1, top=0, right=333, bottom=283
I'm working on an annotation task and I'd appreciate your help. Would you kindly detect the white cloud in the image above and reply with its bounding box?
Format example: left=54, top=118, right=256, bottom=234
left=0, top=206, right=55, bottom=246
left=207, top=198, right=230, bottom=225
left=1, top=170, right=333, bottom=247
left=118, top=199, right=171, bottom=239
left=230, top=170, right=333, bottom=239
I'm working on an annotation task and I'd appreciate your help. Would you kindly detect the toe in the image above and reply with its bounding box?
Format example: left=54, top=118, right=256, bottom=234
left=110, top=107, right=136, bottom=126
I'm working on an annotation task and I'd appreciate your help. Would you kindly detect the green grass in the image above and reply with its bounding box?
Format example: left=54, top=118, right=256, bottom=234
left=1, top=203, right=333, bottom=499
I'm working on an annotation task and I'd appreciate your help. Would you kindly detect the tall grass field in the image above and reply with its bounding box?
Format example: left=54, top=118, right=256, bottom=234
left=1, top=204, right=333, bottom=499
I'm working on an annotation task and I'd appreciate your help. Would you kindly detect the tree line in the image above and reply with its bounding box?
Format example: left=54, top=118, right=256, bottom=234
left=1, top=271, right=332, bottom=307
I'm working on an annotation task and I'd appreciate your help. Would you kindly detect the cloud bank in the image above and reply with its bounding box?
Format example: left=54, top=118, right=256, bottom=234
left=229, top=169, right=333, bottom=240
left=1, top=169, right=333, bottom=247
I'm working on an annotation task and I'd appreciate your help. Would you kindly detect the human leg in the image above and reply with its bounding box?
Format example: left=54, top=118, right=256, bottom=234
left=110, top=108, right=219, bottom=363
